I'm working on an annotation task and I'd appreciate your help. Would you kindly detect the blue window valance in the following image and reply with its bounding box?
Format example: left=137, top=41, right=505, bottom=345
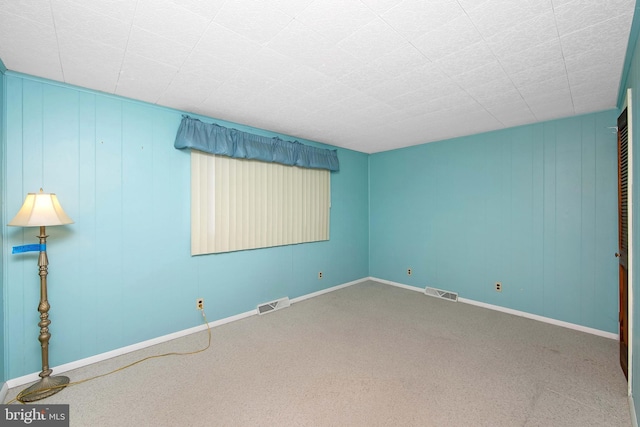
left=174, top=116, right=339, bottom=171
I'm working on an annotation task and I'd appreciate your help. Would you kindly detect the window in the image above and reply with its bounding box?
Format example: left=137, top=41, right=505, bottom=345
left=190, top=150, right=330, bottom=255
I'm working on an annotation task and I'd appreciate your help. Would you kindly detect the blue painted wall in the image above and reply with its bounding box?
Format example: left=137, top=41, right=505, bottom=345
left=618, top=0, right=640, bottom=417
left=1, top=73, right=369, bottom=379
left=370, top=111, right=619, bottom=333
left=0, top=67, right=5, bottom=384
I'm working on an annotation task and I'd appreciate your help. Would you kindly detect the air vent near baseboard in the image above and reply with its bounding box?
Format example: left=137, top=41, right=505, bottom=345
left=424, top=287, right=458, bottom=302
left=257, top=297, right=290, bottom=315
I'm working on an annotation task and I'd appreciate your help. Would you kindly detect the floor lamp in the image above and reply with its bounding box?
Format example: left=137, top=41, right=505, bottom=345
left=8, top=189, right=74, bottom=402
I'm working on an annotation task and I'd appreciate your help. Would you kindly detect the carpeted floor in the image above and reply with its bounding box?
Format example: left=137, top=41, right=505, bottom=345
left=4, top=280, right=632, bottom=426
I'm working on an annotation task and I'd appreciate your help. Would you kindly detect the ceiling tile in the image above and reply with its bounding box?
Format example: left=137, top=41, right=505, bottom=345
left=386, top=83, right=464, bottom=110
left=214, top=0, right=293, bottom=45
left=359, top=101, right=404, bottom=120
left=517, top=76, right=571, bottom=100
left=194, top=23, right=263, bottom=67
left=435, top=41, right=497, bottom=76
left=134, top=0, right=209, bottom=46
left=170, top=0, right=226, bottom=21
left=401, top=62, right=452, bottom=87
left=560, top=13, right=633, bottom=59
left=364, top=64, right=447, bottom=101
left=267, top=20, right=329, bottom=59
left=336, top=93, right=388, bottom=113
left=222, top=68, right=279, bottom=96
left=365, top=74, right=417, bottom=101
left=201, top=82, right=261, bottom=117
left=289, top=92, right=329, bottom=114
left=337, top=18, right=407, bottom=64
left=526, top=92, right=575, bottom=121
left=554, top=0, right=635, bottom=37
left=58, top=35, right=123, bottom=93
left=52, top=0, right=131, bottom=50
left=268, top=0, right=315, bottom=17
left=295, top=0, right=378, bottom=43
left=509, top=59, right=567, bottom=88
left=359, top=0, right=405, bottom=14
left=163, top=58, right=235, bottom=103
left=498, top=38, right=564, bottom=75
left=451, top=61, right=511, bottom=89
left=382, top=0, right=465, bottom=40
left=127, top=26, right=192, bottom=67
left=116, top=52, right=179, bottom=104
left=308, top=46, right=363, bottom=78
left=157, top=70, right=223, bottom=110
left=572, top=89, right=619, bottom=114
left=1, top=0, right=55, bottom=26
left=55, top=0, right=136, bottom=23
left=311, top=81, right=362, bottom=105
left=412, top=14, right=483, bottom=61
left=244, top=48, right=300, bottom=82
left=259, top=82, right=318, bottom=113
left=0, top=13, right=63, bottom=81
left=456, top=0, right=490, bottom=11
left=368, top=44, right=430, bottom=76
left=564, top=46, right=623, bottom=77
left=571, top=79, right=620, bottom=100
left=285, top=65, right=335, bottom=92
left=404, top=93, right=480, bottom=116
left=267, top=20, right=362, bottom=78
left=465, top=80, right=522, bottom=106
left=486, top=99, right=534, bottom=119
left=524, top=87, right=573, bottom=105
left=566, top=61, right=624, bottom=90
left=485, top=12, right=558, bottom=58
left=466, top=0, right=553, bottom=39
left=529, top=100, right=575, bottom=122
left=178, top=51, right=239, bottom=82
left=338, top=66, right=388, bottom=92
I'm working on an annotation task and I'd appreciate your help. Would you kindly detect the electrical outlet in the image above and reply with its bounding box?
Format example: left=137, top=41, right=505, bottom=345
left=495, top=282, right=502, bottom=292
left=407, top=268, right=412, bottom=276
left=196, top=298, right=204, bottom=310
left=318, top=271, right=323, bottom=279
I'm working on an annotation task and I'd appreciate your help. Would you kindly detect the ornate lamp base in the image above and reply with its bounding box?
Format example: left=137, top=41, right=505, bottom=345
left=18, top=375, right=69, bottom=403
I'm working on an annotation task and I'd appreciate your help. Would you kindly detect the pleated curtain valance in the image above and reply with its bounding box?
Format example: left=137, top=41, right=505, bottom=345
left=174, top=116, right=340, bottom=171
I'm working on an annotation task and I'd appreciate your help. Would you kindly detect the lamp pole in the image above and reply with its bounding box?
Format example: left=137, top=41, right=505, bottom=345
left=18, top=226, right=70, bottom=402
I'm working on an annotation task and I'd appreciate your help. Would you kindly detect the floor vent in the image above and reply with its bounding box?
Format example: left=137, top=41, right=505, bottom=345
left=257, top=297, right=290, bottom=315
left=424, top=287, right=458, bottom=302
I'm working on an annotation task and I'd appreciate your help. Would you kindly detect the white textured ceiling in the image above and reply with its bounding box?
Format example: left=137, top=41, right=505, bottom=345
left=0, top=0, right=636, bottom=153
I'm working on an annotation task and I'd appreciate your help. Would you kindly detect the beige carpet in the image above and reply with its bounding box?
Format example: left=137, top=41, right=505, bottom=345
left=4, top=280, right=631, bottom=426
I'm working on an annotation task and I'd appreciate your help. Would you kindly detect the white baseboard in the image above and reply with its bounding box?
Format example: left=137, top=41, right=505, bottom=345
left=373, top=278, right=423, bottom=293
left=371, top=277, right=618, bottom=340
left=5, top=308, right=256, bottom=389
left=290, top=277, right=369, bottom=304
left=0, top=382, right=7, bottom=404
left=631, top=395, right=638, bottom=427
left=5, top=277, right=369, bottom=390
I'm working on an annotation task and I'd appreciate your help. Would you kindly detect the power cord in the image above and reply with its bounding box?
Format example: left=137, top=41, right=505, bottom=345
left=8, top=310, right=212, bottom=404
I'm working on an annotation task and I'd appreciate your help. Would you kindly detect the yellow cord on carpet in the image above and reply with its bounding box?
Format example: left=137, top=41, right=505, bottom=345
left=8, top=311, right=212, bottom=404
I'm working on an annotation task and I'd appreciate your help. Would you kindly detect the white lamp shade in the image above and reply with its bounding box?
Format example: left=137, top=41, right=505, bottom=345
left=8, top=191, right=74, bottom=227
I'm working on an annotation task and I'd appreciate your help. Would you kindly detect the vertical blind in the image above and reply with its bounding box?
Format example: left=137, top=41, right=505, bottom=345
left=191, top=150, right=330, bottom=255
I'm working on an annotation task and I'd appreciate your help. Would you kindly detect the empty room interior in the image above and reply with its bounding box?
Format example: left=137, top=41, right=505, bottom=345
left=2, top=0, right=640, bottom=425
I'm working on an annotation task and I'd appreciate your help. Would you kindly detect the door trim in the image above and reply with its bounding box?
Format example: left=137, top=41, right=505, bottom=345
left=624, top=87, right=634, bottom=395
